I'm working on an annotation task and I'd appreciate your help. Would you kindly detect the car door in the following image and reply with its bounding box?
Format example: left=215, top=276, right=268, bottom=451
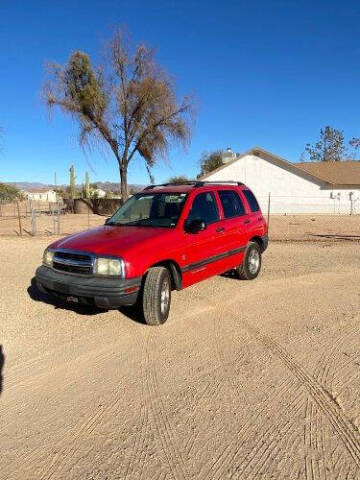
left=217, top=189, right=249, bottom=271
left=241, top=189, right=265, bottom=238
left=181, top=191, right=225, bottom=287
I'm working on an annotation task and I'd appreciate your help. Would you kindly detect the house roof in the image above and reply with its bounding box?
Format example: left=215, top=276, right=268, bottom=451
left=24, top=188, right=55, bottom=193
left=296, top=161, right=360, bottom=186
left=201, top=146, right=360, bottom=186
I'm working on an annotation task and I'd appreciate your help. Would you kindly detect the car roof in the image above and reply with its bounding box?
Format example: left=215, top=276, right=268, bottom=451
left=140, top=182, right=248, bottom=195
left=140, top=185, right=195, bottom=194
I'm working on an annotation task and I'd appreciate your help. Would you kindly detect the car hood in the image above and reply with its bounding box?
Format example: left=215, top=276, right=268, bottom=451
left=50, top=225, right=171, bottom=257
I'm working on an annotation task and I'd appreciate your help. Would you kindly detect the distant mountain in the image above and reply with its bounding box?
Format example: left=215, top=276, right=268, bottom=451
left=6, top=181, right=145, bottom=192
left=6, top=182, right=53, bottom=190
left=92, top=181, right=145, bottom=192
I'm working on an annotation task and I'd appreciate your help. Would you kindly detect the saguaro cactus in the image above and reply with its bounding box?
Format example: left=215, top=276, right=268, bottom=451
left=69, top=165, right=76, bottom=198
left=85, top=171, right=90, bottom=198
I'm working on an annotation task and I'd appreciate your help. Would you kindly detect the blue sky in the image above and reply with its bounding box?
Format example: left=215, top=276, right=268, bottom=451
left=1, top=0, right=360, bottom=186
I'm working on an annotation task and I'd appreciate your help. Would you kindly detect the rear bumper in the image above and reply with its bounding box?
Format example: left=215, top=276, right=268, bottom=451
left=35, top=265, right=141, bottom=308
left=261, top=234, right=269, bottom=252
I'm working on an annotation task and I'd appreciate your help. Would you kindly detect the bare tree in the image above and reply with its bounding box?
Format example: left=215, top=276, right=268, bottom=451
left=349, top=137, right=360, bottom=159
left=44, top=31, right=193, bottom=200
left=198, top=150, right=223, bottom=177
left=167, top=175, right=191, bottom=184
left=305, top=126, right=347, bottom=162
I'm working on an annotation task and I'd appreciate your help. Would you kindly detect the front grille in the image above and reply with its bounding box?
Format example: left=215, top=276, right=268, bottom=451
left=55, top=251, right=91, bottom=262
left=53, top=262, right=92, bottom=274
left=53, top=251, right=94, bottom=275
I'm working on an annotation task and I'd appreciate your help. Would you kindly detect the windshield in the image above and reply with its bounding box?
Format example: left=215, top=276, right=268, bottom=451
left=106, top=192, right=188, bottom=228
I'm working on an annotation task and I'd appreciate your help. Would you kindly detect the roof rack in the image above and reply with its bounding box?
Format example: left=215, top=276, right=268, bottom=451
left=143, top=180, right=243, bottom=190
left=143, top=181, right=198, bottom=190
left=195, top=180, right=244, bottom=186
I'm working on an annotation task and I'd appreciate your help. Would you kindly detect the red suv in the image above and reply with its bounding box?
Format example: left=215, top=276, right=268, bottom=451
left=36, top=181, right=268, bottom=325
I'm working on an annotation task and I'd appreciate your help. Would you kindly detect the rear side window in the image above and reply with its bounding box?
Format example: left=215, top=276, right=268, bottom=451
left=187, top=192, right=219, bottom=224
left=243, top=190, right=260, bottom=212
left=218, top=190, right=245, bottom=218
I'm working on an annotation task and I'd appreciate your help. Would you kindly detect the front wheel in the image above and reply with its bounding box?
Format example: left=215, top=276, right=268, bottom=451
left=142, top=267, right=171, bottom=326
left=236, top=241, right=262, bottom=280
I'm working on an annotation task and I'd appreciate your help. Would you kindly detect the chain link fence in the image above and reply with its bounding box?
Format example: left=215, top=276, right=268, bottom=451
left=0, top=196, right=359, bottom=240
left=257, top=194, right=360, bottom=216
left=0, top=200, right=65, bottom=236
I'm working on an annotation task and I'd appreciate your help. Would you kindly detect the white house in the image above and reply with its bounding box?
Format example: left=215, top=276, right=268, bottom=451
left=23, top=189, right=58, bottom=203
left=202, top=147, right=360, bottom=214
left=92, top=188, right=107, bottom=198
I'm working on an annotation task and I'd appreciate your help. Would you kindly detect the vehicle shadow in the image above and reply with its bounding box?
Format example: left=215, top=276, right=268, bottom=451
left=118, top=305, right=146, bottom=325
left=27, top=277, right=146, bottom=324
left=0, top=345, right=4, bottom=396
left=27, top=277, right=104, bottom=316
left=220, top=269, right=239, bottom=279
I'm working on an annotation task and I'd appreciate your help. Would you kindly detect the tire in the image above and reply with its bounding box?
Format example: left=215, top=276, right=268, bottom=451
left=142, top=267, right=171, bottom=326
left=236, top=241, right=262, bottom=280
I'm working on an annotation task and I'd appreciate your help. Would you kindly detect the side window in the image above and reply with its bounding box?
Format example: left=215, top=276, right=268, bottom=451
left=187, top=192, right=219, bottom=224
left=218, top=190, right=245, bottom=218
left=243, top=190, right=260, bottom=212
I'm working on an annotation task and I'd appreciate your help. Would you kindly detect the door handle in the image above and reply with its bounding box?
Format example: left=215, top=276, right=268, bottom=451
left=216, top=227, right=225, bottom=232
left=243, top=219, right=250, bottom=224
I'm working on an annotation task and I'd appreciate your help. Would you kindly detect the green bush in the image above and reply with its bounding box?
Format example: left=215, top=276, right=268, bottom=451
left=0, top=183, right=22, bottom=202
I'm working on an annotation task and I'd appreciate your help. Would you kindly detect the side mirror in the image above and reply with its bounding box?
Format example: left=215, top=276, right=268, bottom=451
left=185, top=219, right=207, bottom=233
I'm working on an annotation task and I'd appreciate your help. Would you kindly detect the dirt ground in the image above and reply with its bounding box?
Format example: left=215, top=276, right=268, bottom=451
left=0, top=238, right=359, bottom=480
left=0, top=211, right=359, bottom=241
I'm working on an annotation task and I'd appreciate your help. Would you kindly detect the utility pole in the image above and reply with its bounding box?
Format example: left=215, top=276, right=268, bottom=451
left=54, top=172, right=57, bottom=188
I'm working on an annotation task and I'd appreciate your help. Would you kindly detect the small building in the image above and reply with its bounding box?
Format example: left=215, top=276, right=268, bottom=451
left=202, top=147, right=360, bottom=214
left=23, top=189, right=58, bottom=203
left=92, top=188, right=107, bottom=198
left=222, top=147, right=238, bottom=164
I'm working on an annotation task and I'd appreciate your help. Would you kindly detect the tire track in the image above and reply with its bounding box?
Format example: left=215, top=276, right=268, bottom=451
left=198, top=308, right=304, bottom=480
left=198, top=376, right=298, bottom=480
left=2, top=397, right=115, bottom=480
left=303, top=329, right=359, bottom=480
left=3, top=334, right=140, bottom=480
left=245, top=400, right=306, bottom=480
left=144, top=330, right=190, bottom=480
left=119, top=335, right=152, bottom=480
left=212, top=316, right=250, bottom=405
left=194, top=302, right=302, bottom=480
left=243, top=321, right=360, bottom=471
left=38, top=397, right=122, bottom=479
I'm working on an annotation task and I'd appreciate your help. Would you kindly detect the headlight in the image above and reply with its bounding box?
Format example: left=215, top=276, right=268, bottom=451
left=95, top=257, right=125, bottom=276
left=43, top=249, right=54, bottom=266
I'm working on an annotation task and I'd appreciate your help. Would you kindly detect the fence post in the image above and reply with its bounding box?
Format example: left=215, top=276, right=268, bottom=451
left=16, top=202, right=23, bottom=236
left=57, top=204, right=61, bottom=234
left=31, top=207, right=36, bottom=236
left=267, top=192, right=271, bottom=235
left=350, top=193, right=354, bottom=215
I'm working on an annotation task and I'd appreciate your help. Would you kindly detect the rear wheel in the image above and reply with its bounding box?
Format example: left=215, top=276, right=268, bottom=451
left=236, top=241, right=262, bottom=280
left=142, top=267, right=171, bottom=326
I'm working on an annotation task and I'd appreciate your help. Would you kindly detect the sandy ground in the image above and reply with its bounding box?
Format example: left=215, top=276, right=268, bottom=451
left=0, top=238, right=360, bottom=480
left=0, top=212, right=359, bottom=241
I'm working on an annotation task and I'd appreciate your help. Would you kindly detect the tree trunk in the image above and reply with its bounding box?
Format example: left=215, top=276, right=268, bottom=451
left=120, top=166, right=128, bottom=202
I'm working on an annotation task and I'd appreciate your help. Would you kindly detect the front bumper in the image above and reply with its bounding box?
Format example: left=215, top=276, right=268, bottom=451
left=36, top=265, right=141, bottom=308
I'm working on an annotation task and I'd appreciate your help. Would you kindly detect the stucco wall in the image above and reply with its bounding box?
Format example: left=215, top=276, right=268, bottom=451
left=205, top=154, right=360, bottom=214
left=26, top=191, right=58, bottom=202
